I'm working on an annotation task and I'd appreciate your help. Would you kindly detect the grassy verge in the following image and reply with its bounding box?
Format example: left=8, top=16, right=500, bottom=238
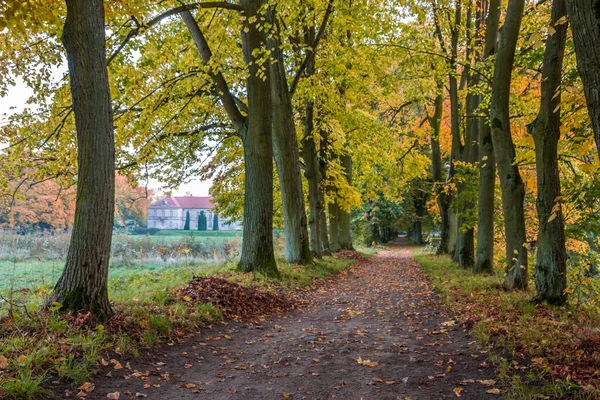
left=413, top=250, right=600, bottom=400
left=0, top=252, right=363, bottom=399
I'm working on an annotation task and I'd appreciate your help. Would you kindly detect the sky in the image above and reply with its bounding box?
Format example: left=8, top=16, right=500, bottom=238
left=0, top=78, right=212, bottom=198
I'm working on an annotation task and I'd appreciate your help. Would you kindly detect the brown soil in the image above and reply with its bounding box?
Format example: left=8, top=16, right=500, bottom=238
left=83, top=245, right=500, bottom=399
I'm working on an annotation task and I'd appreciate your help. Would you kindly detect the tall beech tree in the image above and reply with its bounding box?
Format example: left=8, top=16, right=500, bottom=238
left=51, top=0, right=115, bottom=320
left=490, top=0, right=528, bottom=290
left=530, top=0, right=568, bottom=305
left=566, top=0, right=600, bottom=160
left=267, top=13, right=312, bottom=265
left=181, top=0, right=278, bottom=277
left=474, top=0, right=501, bottom=274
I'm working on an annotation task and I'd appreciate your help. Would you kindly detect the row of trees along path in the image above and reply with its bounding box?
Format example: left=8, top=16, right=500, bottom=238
left=3, top=0, right=600, bottom=346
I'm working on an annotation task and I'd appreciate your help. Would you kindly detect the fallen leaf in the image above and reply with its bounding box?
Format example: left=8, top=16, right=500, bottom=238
left=0, top=356, right=8, bottom=369
left=107, top=392, right=120, bottom=400
left=356, top=357, right=379, bottom=367
left=78, top=382, right=95, bottom=392
left=454, top=387, right=463, bottom=397
left=486, top=388, right=501, bottom=395
left=281, top=391, right=293, bottom=398
left=478, top=379, right=496, bottom=386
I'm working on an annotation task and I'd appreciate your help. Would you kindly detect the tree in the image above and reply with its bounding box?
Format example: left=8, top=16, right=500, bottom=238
left=180, top=0, right=278, bottom=277
left=184, top=210, right=190, bottom=230
left=474, top=0, right=502, bottom=274
left=530, top=0, right=568, bottom=305
left=267, top=5, right=313, bottom=265
left=213, top=213, right=219, bottom=231
left=198, top=211, right=207, bottom=231
left=566, top=0, right=600, bottom=160
left=51, top=0, right=115, bottom=320
left=490, top=0, right=528, bottom=290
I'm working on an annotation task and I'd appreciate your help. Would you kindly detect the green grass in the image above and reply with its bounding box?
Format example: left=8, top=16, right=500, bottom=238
left=149, top=229, right=240, bottom=240
left=412, top=250, right=598, bottom=399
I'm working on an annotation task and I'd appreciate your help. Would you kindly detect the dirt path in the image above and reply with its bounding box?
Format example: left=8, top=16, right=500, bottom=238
left=87, top=246, right=499, bottom=400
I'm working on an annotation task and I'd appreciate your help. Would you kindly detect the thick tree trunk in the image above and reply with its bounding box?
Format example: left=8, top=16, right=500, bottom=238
left=566, top=0, right=600, bottom=159
left=268, top=24, right=312, bottom=265
left=490, top=0, right=528, bottom=290
left=51, top=0, right=115, bottom=320
left=531, top=0, right=568, bottom=305
left=237, top=0, right=278, bottom=277
left=328, top=200, right=341, bottom=252
left=474, top=0, right=501, bottom=274
left=429, top=90, right=451, bottom=255
left=302, top=101, right=322, bottom=257
left=338, top=154, right=354, bottom=250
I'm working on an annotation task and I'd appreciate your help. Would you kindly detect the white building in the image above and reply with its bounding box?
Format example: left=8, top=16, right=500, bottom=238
left=147, top=196, right=241, bottom=231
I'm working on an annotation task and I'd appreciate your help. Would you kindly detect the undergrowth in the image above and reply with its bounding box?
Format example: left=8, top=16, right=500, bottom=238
left=413, top=251, right=600, bottom=400
left=0, top=252, right=363, bottom=399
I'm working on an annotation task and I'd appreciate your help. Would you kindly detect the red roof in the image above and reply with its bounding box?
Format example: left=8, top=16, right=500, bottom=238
left=149, top=196, right=214, bottom=209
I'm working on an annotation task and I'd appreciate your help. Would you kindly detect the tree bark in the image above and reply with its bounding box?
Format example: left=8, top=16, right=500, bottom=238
left=338, top=154, right=354, bottom=250
left=52, top=0, right=115, bottom=320
left=566, top=0, right=600, bottom=159
left=237, top=0, right=278, bottom=277
left=268, top=27, right=312, bottom=265
left=328, top=200, right=341, bottom=252
left=302, top=100, right=322, bottom=257
left=429, top=89, right=451, bottom=255
left=490, top=0, right=528, bottom=290
left=318, top=131, right=331, bottom=253
left=530, top=0, right=568, bottom=305
left=474, top=0, right=501, bottom=274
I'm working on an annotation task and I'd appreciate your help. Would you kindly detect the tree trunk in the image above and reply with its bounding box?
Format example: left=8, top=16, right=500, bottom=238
left=474, top=0, right=501, bottom=274
left=237, top=0, right=278, bottom=277
left=429, top=89, right=451, bottom=255
left=328, top=200, right=341, bottom=252
left=490, top=0, right=528, bottom=290
left=413, top=196, right=425, bottom=245
left=51, top=0, right=115, bottom=320
left=302, top=100, right=322, bottom=257
left=338, top=154, right=354, bottom=250
left=318, top=132, right=331, bottom=253
left=566, top=0, right=600, bottom=159
left=455, top=0, right=480, bottom=269
left=268, top=25, right=312, bottom=265
left=530, top=0, right=568, bottom=305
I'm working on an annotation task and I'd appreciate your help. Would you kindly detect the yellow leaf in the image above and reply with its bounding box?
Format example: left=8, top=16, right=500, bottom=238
left=454, top=387, right=463, bottom=397
left=486, top=388, right=501, bottom=394
left=0, top=355, right=8, bottom=369
left=281, top=392, right=293, bottom=398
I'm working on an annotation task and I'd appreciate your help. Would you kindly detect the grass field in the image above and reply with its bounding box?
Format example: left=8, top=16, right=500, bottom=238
left=0, top=230, right=242, bottom=293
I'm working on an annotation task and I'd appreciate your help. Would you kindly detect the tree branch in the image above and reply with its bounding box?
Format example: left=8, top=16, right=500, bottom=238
left=107, top=2, right=242, bottom=65
left=180, top=10, right=246, bottom=132
left=289, top=0, right=335, bottom=97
